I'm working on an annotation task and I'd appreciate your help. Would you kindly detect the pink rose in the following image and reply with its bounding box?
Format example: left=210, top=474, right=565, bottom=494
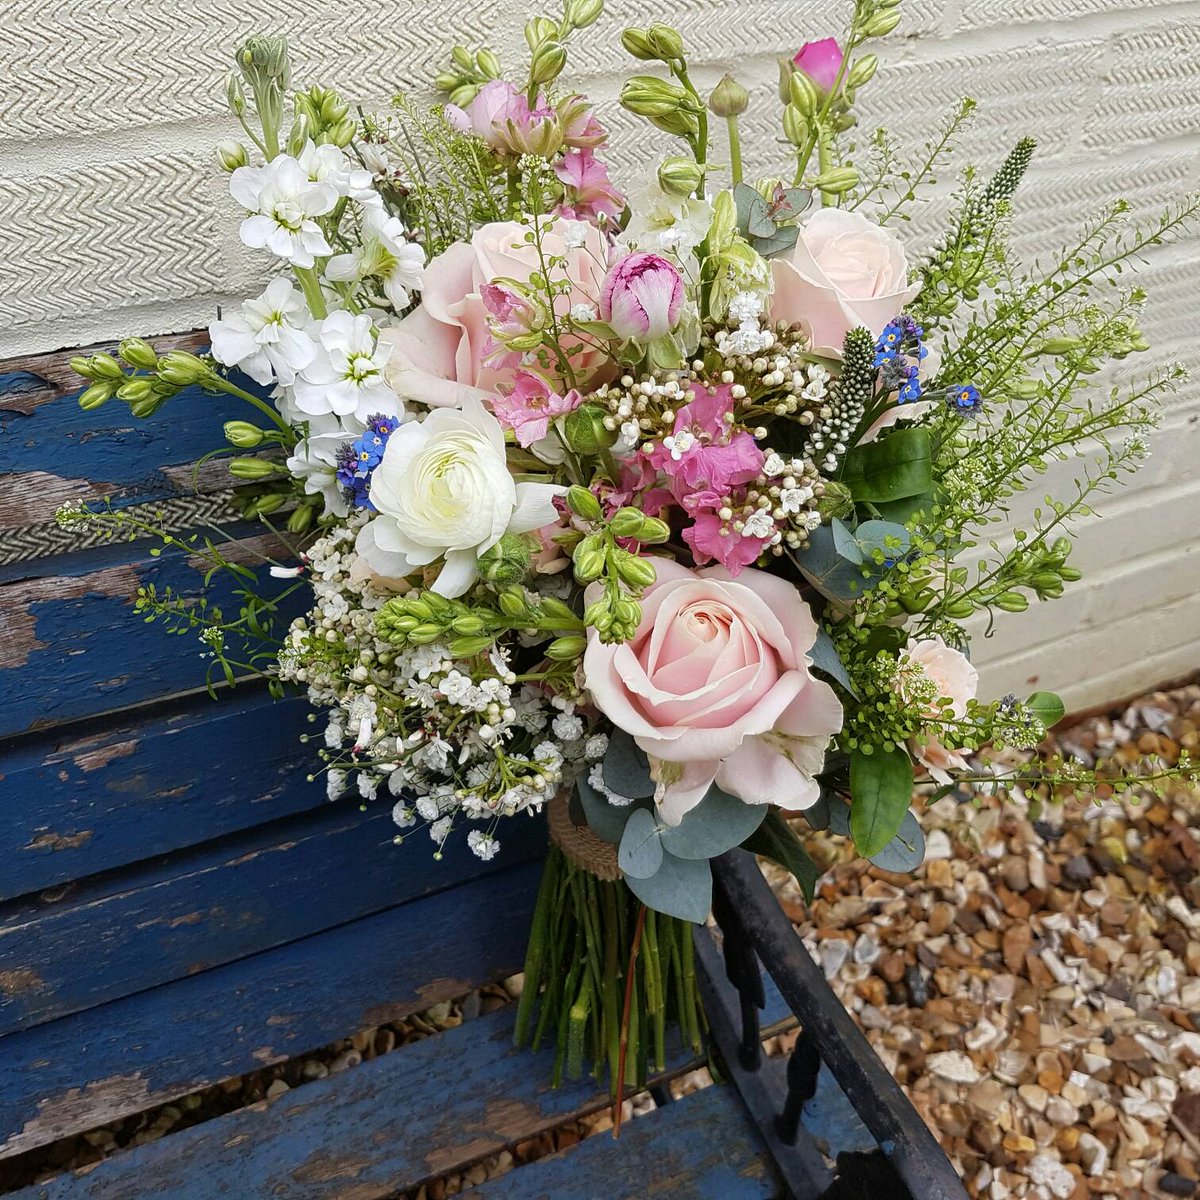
left=445, top=81, right=562, bottom=158
left=770, top=208, right=921, bottom=355
left=583, top=559, right=843, bottom=824
left=377, top=218, right=611, bottom=408
left=601, top=252, right=684, bottom=341
left=904, top=638, right=979, bottom=784
left=792, top=38, right=844, bottom=94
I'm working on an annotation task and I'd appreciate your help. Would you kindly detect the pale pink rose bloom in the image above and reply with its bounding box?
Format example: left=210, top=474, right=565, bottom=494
left=904, top=638, right=979, bottom=784
left=582, top=559, right=843, bottom=824
left=377, top=219, right=611, bottom=408
left=600, top=252, right=684, bottom=341
left=792, top=38, right=844, bottom=94
left=769, top=208, right=921, bottom=355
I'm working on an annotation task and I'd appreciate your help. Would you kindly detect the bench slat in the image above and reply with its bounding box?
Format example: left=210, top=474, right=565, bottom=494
left=4, top=950, right=791, bottom=1199
left=0, top=804, right=544, bottom=1036
left=0, top=860, right=543, bottom=1160
left=0, top=536, right=304, bottom=740
left=0, top=691, right=319, bottom=902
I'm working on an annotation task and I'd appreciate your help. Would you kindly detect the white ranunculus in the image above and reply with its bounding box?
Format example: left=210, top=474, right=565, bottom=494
left=290, top=312, right=401, bottom=423
left=356, top=399, right=563, bottom=597
left=230, top=156, right=338, bottom=269
left=769, top=208, right=921, bottom=354
left=209, top=278, right=316, bottom=386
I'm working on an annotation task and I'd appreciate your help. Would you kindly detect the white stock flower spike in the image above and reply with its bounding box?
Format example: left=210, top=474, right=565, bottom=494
left=209, top=278, right=316, bottom=385
left=230, top=156, right=338, bottom=269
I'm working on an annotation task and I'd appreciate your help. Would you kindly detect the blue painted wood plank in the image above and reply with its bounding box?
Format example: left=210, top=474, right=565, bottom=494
left=0, top=860, right=543, bottom=1159
left=0, top=534, right=306, bottom=739
left=0, top=690, right=321, bottom=902
left=5, top=950, right=791, bottom=1198
left=0, top=802, right=546, bottom=1036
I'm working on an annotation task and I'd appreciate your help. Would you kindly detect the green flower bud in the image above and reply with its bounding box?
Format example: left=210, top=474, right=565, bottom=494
left=545, top=635, right=587, bottom=660
left=476, top=48, right=502, bottom=78
left=530, top=40, right=567, bottom=85
left=565, top=0, right=604, bottom=28
left=524, top=17, right=558, bottom=50
left=637, top=517, right=670, bottom=544
left=1033, top=336, right=1085, bottom=356
left=566, top=485, right=603, bottom=522
left=814, top=165, right=859, bottom=194
left=118, top=338, right=159, bottom=370
left=608, top=508, right=645, bottom=538
left=448, top=83, right=479, bottom=109
left=563, top=404, right=617, bottom=455
left=216, top=139, right=248, bottom=172
left=708, top=73, right=749, bottom=117
left=78, top=382, right=114, bottom=410
left=407, top=622, right=445, bottom=645
left=621, top=76, right=687, bottom=116
left=228, top=456, right=282, bottom=480
left=614, top=598, right=641, bottom=626
left=943, top=596, right=976, bottom=619
left=116, top=379, right=155, bottom=402
left=847, top=53, right=878, bottom=88
left=448, top=634, right=496, bottom=658
left=287, top=504, right=315, bottom=535
left=993, top=591, right=1030, bottom=613
left=657, top=155, right=705, bottom=197
left=156, top=350, right=211, bottom=387
left=89, top=353, right=125, bottom=381
left=451, top=45, right=475, bottom=71
left=1011, top=378, right=1040, bottom=399
left=225, top=73, right=246, bottom=117
left=129, top=394, right=169, bottom=418
left=224, top=420, right=266, bottom=448
left=777, top=57, right=795, bottom=103
left=573, top=545, right=607, bottom=583
left=863, top=9, right=902, bottom=36
left=70, top=356, right=96, bottom=379
left=621, top=27, right=656, bottom=60
left=497, top=586, right=531, bottom=619
left=477, top=531, right=532, bottom=586
left=246, top=491, right=286, bottom=516
left=612, top=549, right=658, bottom=589
left=435, top=71, right=461, bottom=94
left=1051, top=537, right=1072, bottom=559
left=782, top=103, right=809, bottom=147
left=788, top=70, right=820, bottom=117
left=646, top=23, right=685, bottom=60
left=1058, top=566, right=1082, bottom=582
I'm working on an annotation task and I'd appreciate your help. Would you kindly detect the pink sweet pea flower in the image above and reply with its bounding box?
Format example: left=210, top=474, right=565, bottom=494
left=793, top=38, right=844, bottom=95
left=555, top=149, right=625, bottom=225
left=491, top=371, right=582, bottom=447
left=600, top=252, right=684, bottom=341
left=445, top=80, right=562, bottom=158
left=646, top=384, right=764, bottom=494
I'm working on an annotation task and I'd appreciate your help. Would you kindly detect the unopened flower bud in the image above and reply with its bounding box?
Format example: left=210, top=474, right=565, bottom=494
left=777, top=57, right=795, bottom=103
left=708, top=73, right=749, bottom=117
left=788, top=70, right=820, bottom=117
left=287, top=504, right=315, bottom=535
left=524, top=17, right=558, bottom=50
left=546, top=634, right=587, bottom=660
left=116, top=378, right=155, bottom=402
left=863, top=9, right=902, bottom=37
left=78, top=382, right=114, bottom=410
left=566, top=485, right=604, bottom=522
left=476, top=48, right=502, bottom=79
left=646, top=23, right=684, bottom=60
left=224, top=420, right=266, bottom=448
left=434, top=71, right=461, bottom=93
left=621, top=27, right=656, bottom=60
left=156, top=350, right=211, bottom=387
left=814, top=165, right=859, bottom=194
left=88, top=353, right=125, bottom=381
left=657, top=155, right=705, bottom=197
left=448, top=83, right=479, bottom=108
left=529, top=40, right=567, bottom=86
left=129, top=394, right=166, bottom=419
left=565, top=0, right=604, bottom=29
left=228, top=457, right=282, bottom=480
left=451, top=45, right=475, bottom=71
left=118, top=338, right=158, bottom=371
left=848, top=53, right=878, bottom=88
left=216, top=139, right=248, bottom=172
left=573, top=545, right=607, bottom=583
left=994, top=591, right=1030, bottom=613
left=225, top=73, right=246, bottom=116
left=563, top=404, right=617, bottom=455
left=477, top=532, right=532, bottom=586
left=782, top=103, right=809, bottom=146
left=326, top=117, right=356, bottom=147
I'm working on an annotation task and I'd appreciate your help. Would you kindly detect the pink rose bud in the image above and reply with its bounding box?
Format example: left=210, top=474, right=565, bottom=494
left=792, top=38, right=844, bottom=95
left=600, top=252, right=684, bottom=341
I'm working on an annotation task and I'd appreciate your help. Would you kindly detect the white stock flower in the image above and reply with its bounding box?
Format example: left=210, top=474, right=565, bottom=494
left=285, top=414, right=360, bottom=517
left=325, top=209, right=425, bottom=310
left=298, top=141, right=380, bottom=207
left=230, top=156, right=337, bottom=268
left=291, top=312, right=402, bottom=422
left=621, top=175, right=712, bottom=259
left=209, top=278, right=316, bottom=386
left=355, top=398, right=563, bottom=598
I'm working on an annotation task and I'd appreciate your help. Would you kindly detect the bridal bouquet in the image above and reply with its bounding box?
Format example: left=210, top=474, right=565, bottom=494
left=68, top=0, right=1197, bottom=1091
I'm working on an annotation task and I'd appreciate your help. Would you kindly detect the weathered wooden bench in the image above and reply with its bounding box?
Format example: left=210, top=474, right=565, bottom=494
left=0, top=336, right=968, bottom=1200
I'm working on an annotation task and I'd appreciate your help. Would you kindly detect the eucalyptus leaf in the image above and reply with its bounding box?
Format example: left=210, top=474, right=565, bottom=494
left=808, top=628, right=859, bottom=698
left=751, top=226, right=800, bottom=258
left=1026, top=690, right=1065, bottom=731
left=848, top=745, right=914, bottom=858
left=831, top=517, right=864, bottom=564
left=575, top=772, right=641, bottom=845
left=741, top=809, right=820, bottom=903
left=747, top=195, right=777, bottom=239
left=825, top=793, right=852, bottom=838
left=853, top=519, right=912, bottom=565
left=658, top=784, right=768, bottom=860
left=618, top=807, right=665, bottom=879
left=791, top=522, right=883, bottom=602
left=802, top=790, right=831, bottom=832
left=774, top=187, right=812, bottom=220
left=624, top=849, right=712, bottom=923
left=867, top=809, right=926, bottom=873
left=842, top=427, right=933, bottom=503
left=603, top=729, right=655, bottom=798
left=733, top=182, right=762, bottom=232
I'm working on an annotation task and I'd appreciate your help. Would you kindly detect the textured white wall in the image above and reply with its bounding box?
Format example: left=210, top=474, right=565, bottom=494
left=2, top=0, right=1197, bottom=709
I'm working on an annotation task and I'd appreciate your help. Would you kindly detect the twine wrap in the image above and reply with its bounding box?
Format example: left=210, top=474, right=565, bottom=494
left=546, top=792, right=621, bottom=881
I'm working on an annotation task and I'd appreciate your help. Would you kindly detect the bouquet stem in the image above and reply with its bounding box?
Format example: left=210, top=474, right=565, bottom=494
left=514, top=825, right=704, bottom=1099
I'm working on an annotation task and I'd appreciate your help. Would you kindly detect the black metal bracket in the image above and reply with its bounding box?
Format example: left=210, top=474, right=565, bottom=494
left=695, top=849, right=969, bottom=1200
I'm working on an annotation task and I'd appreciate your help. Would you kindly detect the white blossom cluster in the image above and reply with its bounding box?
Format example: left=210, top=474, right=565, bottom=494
left=276, top=522, right=603, bottom=859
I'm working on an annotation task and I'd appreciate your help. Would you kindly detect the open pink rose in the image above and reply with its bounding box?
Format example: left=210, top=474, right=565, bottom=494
left=904, top=637, right=979, bottom=784
left=793, top=39, right=844, bottom=94
left=770, top=208, right=921, bottom=355
left=377, top=218, right=611, bottom=408
left=583, top=559, right=843, bottom=824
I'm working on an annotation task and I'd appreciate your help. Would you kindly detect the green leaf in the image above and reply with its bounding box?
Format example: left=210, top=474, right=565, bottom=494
left=867, top=809, right=926, bottom=873
left=747, top=195, right=777, bottom=239
left=624, top=850, right=712, bottom=923
left=831, top=517, right=864, bottom=564
left=741, top=809, right=820, bottom=903
left=853, top=520, right=912, bottom=563
left=603, top=729, right=655, bottom=799
left=732, top=182, right=762, bottom=232
left=791, top=522, right=883, bottom=602
left=848, top=745, right=914, bottom=857
left=1026, top=690, right=1065, bottom=731
left=808, top=628, right=859, bottom=698
left=751, top=225, right=799, bottom=258
left=842, top=427, right=934, bottom=503
left=658, top=784, right=768, bottom=860
left=618, top=807, right=664, bottom=879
